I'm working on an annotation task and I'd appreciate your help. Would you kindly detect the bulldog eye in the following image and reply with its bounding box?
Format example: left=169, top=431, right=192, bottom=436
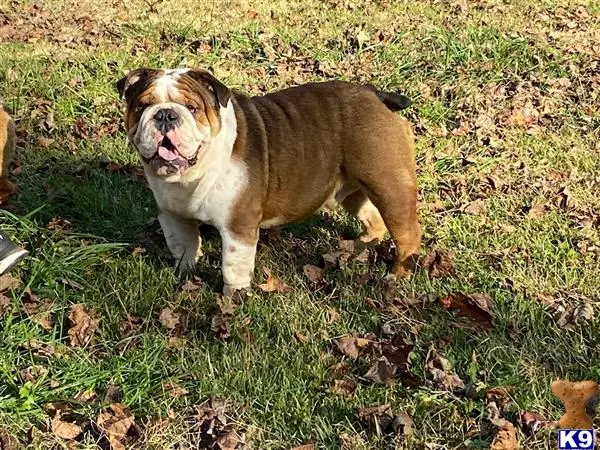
left=186, top=105, right=197, bottom=114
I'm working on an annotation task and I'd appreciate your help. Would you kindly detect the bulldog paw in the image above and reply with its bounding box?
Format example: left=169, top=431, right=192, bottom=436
left=223, top=283, right=252, bottom=297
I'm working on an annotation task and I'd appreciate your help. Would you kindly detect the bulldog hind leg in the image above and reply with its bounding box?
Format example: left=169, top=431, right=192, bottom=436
left=342, top=189, right=388, bottom=244
left=357, top=172, right=421, bottom=279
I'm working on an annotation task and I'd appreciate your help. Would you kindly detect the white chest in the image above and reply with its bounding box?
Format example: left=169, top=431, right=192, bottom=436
left=147, top=160, right=247, bottom=230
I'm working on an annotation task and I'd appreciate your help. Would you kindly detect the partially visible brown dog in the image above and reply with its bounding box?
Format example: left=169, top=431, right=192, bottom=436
left=0, top=102, right=16, bottom=205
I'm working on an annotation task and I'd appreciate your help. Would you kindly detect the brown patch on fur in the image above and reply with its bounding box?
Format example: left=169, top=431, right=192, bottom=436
left=228, top=81, right=420, bottom=274
left=0, top=105, right=16, bottom=204
left=117, top=69, right=228, bottom=137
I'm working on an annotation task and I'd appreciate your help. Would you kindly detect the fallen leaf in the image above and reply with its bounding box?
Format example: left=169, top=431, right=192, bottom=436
left=527, top=203, right=548, bottom=219
left=0, top=274, right=20, bottom=292
left=20, top=365, right=47, bottom=383
left=333, top=335, right=378, bottom=359
left=358, top=404, right=413, bottom=436
left=490, top=419, right=519, bottom=450
left=290, top=445, right=315, bottom=450
left=194, top=397, right=247, bottom=449
left=211, top=297, right=236, bottom=339
left=364, top=357, right=395, bottom=385
left=51, top=411, right=82, bottom=440
left=487, top=386, right=514, bottom=409
left=158, top=307, right=181, bottom=330
left=544, top=294, right=594, bottom=329
left=21, top=289, right=54, bottom=331
left=0, top=294, right=11, bottom=318
left=294, top=331, right=309, bottom=343
left=330, top=361, right=351, bottom=378
left=163, top=382, right=189, bottom=398
left=520, top=411, right=556, bottom=436
left=426, top=351, right=465, bottom=392
left=439, top=293, right=494, bottom=330
left=96, top=403, right=135, bottom=450
left=36, top=136, right=54, bottom=147
left=463, top=199, right=487, bottom=216
left=67, top=304, right=100, bottom=347
left=182, top=277, right=202, bottom=291
left=303, top=264, right=324, bottom=284
left=420, top=249, right=455, bottom=279
left=0, top=430, right=17, bottom=450
left=258, top=267, right=290, bottom=293
left=332, top=379, right=357, bottom=397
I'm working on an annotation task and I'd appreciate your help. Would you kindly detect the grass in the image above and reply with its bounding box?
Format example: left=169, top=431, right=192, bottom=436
left=1, top=0, right=600, bottom=448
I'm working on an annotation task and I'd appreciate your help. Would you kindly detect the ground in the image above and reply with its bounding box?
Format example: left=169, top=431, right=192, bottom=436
left=0, top=0, right=599, bottom=449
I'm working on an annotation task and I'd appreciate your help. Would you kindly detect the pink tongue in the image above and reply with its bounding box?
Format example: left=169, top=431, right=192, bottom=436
left=158, top=146, right=179, bottom=161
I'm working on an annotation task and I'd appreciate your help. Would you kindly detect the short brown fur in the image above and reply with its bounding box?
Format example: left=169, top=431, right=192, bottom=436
left=0, top=104, right=16, bottom=204
left=230, top=81, right=421, bottom=276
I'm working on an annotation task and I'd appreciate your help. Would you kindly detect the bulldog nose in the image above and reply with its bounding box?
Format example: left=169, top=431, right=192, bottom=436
left=153, top=108, right=178, bottom=132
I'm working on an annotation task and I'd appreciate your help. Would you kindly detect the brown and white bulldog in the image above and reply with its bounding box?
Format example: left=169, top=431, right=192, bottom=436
left=116, top=68, right=421, bottom=295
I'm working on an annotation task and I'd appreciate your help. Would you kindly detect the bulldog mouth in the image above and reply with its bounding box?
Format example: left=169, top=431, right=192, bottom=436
left=142, top=136, right=199, bottom=176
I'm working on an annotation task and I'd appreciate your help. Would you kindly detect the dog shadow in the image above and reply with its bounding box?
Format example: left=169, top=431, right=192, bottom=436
left=8, top=151, right=359, bottom=292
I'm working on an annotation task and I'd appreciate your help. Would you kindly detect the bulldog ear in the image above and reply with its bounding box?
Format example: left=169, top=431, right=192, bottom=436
left=187, top=69, right=231, bottom=108
left=116, top=69, right=154, bottom=101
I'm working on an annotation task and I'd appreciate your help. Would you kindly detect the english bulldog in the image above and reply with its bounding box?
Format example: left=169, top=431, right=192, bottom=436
left=116, top=68, right=421, bottom=295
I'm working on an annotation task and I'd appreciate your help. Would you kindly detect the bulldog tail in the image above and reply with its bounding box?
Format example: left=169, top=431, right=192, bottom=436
left=376, top=90, right=412, bottom=111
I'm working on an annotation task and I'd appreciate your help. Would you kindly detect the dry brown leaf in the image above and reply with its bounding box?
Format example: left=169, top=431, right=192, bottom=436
left=303, top=264, right=324, bottom=284
left=211, top=297, right=236, bottom=339
left=333, top=335, right=378, bottom=359
left=490, top=420, right=519, bottom=450
left=358, top=404, right=413, bottom=436
left=0, top=274, right=20, bottom=292
left=182, top=277, right=202, bottom=291
left=364, top=357, right=395, bottom=385
left=67, top=304, right=100, bottom=347
left=463, top=198, right=487, bottom=216
left=332, top=379, right=357, bottom=397
left=0, top=430, right=17, bottom=450
left=420, top=248, right=455, bottom=279
left=290, top=444, right=316, bottom=450
left=21, top=289, right=54, bottom=331
left=163, top=382, right=189, bottom=398
left=97, top=403, right=135, bottom=450
left=194, top=397, right=247, bottom=449
left=50, top=411, right=82, bottom=440
left=158, top=307, right=181, bottom=330
left=439, top=293, right=494, bottom=330
left=0, top=294, right=11, bottom=318
left=330, top=361, right=351, bottom=378
left=487, top=386, right=514, bottom=409
left=426, top=351, right=465, bottom=392
left=527, top=203, right=548, bottom=219
left=258, top=267, right=290, bottom=293
left=520, top=411, right=556, bottom=436
left=36, top=136, right=54, bottom=147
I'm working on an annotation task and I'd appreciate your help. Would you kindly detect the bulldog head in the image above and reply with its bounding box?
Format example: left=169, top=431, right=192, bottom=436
left=116, top=68, right=232, bottom=177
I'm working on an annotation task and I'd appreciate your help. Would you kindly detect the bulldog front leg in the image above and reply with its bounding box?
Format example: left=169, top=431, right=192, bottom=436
left=158, top=210, right=202, bottom=271
left=220, top=229, right=258, bottom=295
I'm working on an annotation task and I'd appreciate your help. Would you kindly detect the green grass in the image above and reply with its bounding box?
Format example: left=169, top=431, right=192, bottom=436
left=1, top=0, right=599, bottom=448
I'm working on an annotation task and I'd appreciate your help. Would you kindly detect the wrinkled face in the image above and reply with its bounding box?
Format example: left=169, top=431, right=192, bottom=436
left=117, top=68, right=231, bottom=177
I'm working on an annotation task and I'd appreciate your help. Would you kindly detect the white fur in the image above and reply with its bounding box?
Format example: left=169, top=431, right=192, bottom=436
left=220, top=229, right=257, bottom=295
left=146, top=100, right=254, bottom=292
